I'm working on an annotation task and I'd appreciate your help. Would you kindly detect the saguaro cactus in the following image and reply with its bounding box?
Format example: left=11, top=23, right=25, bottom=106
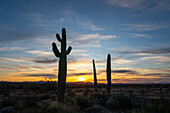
left=52, top=28, right=72, bottom=102
left=92, top=59, right=97, bottom=91
left=106, top=54, right=111, bottom=94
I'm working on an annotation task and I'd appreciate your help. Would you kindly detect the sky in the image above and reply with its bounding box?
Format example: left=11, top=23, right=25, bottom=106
left=0, top=0, right=170, bottom=83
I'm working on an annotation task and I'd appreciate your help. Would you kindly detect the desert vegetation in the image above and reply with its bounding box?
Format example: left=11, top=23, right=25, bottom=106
left=0, top=82, right=170, bottom=113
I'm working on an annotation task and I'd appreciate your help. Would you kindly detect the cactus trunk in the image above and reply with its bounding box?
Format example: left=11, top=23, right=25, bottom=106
left=52, top=28, right=72, bottom=102
left=57, top=55, right=67, bottom=102
left=92, top=59, right=97, bottom=91
left=106, top=54, right=111, bottom=94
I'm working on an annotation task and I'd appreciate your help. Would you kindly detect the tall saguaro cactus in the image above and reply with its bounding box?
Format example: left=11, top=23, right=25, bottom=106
left=52, top=28, right=72, bottom=102
left=92, top=59, right=97, bottom=91
left=106, top=54, right=111, bottom=94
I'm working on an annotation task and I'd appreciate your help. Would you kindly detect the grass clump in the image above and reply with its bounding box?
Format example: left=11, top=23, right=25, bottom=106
left=106, top=93, right=133, bottom=109
left=75, top=95, right=93, bottom=109
left=47, top=102, right=79, bottom=113
left=65, top=97, right=75, bottom=106
left=66, top=91, right=76, bottom=97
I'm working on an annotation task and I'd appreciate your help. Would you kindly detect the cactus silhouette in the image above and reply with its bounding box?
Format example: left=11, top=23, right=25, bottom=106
left=52, top=28, right=72, bottom=102
left=92, top=59, right=97, bottom=91
left=106, top=54, right=111, bottom=94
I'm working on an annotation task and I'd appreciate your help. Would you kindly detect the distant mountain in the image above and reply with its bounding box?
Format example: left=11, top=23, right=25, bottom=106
left=0, top=81, right=170, bottom=84
left=67, top=81, right=93, bottom=84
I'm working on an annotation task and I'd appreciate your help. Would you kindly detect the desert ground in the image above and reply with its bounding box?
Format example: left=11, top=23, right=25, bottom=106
left=0, top=82, right=170, bottom=113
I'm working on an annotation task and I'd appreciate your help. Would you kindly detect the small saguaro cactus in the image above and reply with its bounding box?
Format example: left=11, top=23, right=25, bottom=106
left=106, top=54, right=111, bottom=94
left=92, top=59, right=97, bottom=91
left=52, top=28, right=72, bottom=102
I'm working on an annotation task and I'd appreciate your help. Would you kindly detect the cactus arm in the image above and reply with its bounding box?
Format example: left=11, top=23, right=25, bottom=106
left=52, top=42, right=61, bottom=58
left=61, top=28, right=66, bottom=52
left=66, top=46, right=72, bottom=55
left=62, top=28, right=66, bottom=37
left=56, top=34, right=62, bottom=42
left=62, top=28, right=66, bottom=42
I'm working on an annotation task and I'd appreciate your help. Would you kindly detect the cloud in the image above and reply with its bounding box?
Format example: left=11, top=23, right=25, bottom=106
left=26, top=50, right=53, bottom=56
left=72, top=49, right=87, bottom=53
left=112, top=69, right=138, bottom=74
left=0, top=47, right=26, bottom=51
left=121, top=24, right=166, bottom=31
left=98, top=79, right=106, bottom=81
left=111, top=77, right=170, bottom=83
left=55, top=18, right=64, bottom=23
left=113, top=59, right=133, bottom=64
left=143, top=73, right=170, bottom=77
left=118, top=47, right=170, bottom=55
left=150, top=68, right=170, bottom=73
left=0, top=24, right=35, bottom=42
left=148, top=0, right=170, bottom=12
left=98, top=69, right=138, bottom=75
left=68, top=54, right=90, bottom=64
left=24, top=74, right=57, bottom=78
left=79, top=21, right=104, bottom=31
left=24, top=12, right=61, bottom=28
left=77, top=33, right=117, bottom=40
left=0, top=57, right=31, bottom=63
left=0, top=56, right=57, bottom=64
left=69, top=33, right=117, bottom=47
left=131, top=33, right=151, bottom=39
left=26, top=13, right=44, bottom=23
left=105, top=0, right=170, bottom=11
left=63, top=9, right=104, bottom=31
left=105, top=0, right=145, bottom=9
left=68, top=72, right=92, bottom=76
left=32, top=57, right=58, bottom=64
left=140, top=56, right=170, bottom=60
left=96, top=56, right=133, bottom=65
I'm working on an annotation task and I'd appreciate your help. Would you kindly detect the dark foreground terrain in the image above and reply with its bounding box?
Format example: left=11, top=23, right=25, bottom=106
left=0, top=82, right=170, bottom=113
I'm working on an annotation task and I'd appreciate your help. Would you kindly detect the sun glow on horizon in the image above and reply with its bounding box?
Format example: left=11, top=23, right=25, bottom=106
left=78, top=77, right=86, bottom=82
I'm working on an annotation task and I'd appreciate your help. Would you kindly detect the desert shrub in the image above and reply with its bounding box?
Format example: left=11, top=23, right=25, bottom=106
left=45, top=83, right=57, bottom=91
left=106, top=93, right=133, bottom=109
left=83, top=88, right=90, bottom=96
left=2, top=90, right=10, bottom=97
left=65, top=97, right=75, bottom=106
left=90, top=93, right=110, bottom=105
left=21, top=95, right=39, bottom=107
left=132, top=99, right=170, bottom=113
left=83, top=91, right=88, bottom=96
left=89, top=93, right=105, bottom=100
left=102, top=90, right=107, bottom=95
left=75, top=96, right=92, bottom=109
left=145, top=98, right=170, bottom=113
left=89, top=92, right=98, bottom=100
left=66, top=91, right=76, bottom=97
left=83, top=88, right=94, bottom=96
left=75, top=89, right=83, bottom=92
left=0, top=98, right=13, bottom=108
left=127, top=89, right=133, bottom=94
left=40, top=94, right=50, bottom=100
left=47, top=102, right=79, bottom=113
left=168, top=86, right=170, bottom=91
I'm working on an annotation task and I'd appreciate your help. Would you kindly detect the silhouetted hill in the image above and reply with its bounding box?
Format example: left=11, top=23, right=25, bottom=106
left=0, top=81, right=170, bottom=84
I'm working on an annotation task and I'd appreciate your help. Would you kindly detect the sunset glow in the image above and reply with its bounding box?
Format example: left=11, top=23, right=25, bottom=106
left=78, top=77, right=86, bottom=82
left=0, top=0, right=170, bottom=83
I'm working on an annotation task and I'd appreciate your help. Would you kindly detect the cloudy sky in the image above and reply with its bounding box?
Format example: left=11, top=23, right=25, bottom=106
left=0, top=0, right=170, bottom=83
